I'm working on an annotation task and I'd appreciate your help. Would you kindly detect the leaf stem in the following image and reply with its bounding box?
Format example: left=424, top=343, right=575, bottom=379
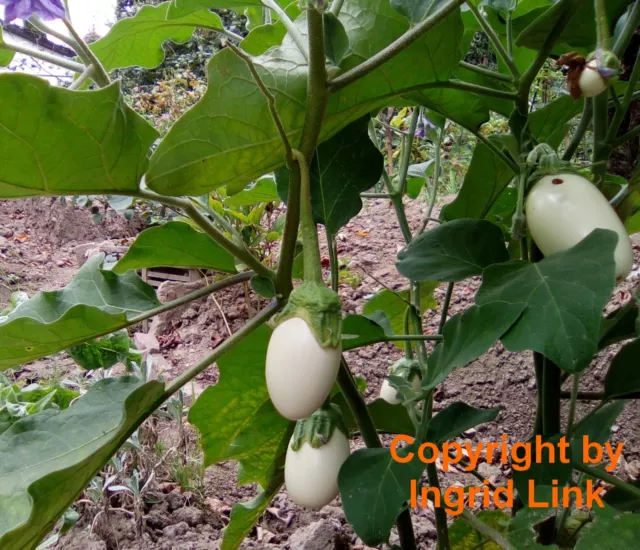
left=465, top=1, right=520, bottom=80
left=276, top=7, right=329, bottom=297
left=165, top=301, right=280, bottom=395
left=572, top=463, right=640, bottom=500
left=591, top=93, right=610, bottom=187
left=438, top=282, right=454, bottom=334
left=594, top=0, right=610, bottom=50
left=397, top=109, right=421, bottom=198
left=442, top=79, right=520, bottom=101
left=328, top=230, right=339, bottom=292
left=262, top=0, right=309, bottom=59
left=62, top=19, right=110, bottom=86
left=562, top=99, right=592, bottom=161
left=68, top=65, right=95, bottom=90
left=294, top=150, right=323, bottom=283
left=458, top=61, right=514, bottom=83
left=460, top=510, right=515, bottom=550
left=328, top=0, right=466, bottom=91
left=417, top=124, right=445, bottom=234
left=329, top=0, right=346, bottom=16
left=565, top=374, right=581, bottom=437
left=1, top=38, right=85, bottom=73
left=606, top=51, right=640, bottom=143
left=132, top=189, right=275, bottom=281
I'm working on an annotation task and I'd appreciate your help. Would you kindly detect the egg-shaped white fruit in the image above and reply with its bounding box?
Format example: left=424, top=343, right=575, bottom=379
left=579, top=60, right=609, bottom=98
left=379, top=374, right=422, bottom=405
left=525, top=173, right=633, bottom=280
left=266, top=317, right=341, bottom=420
left=284, top=429, right=350, bottom=509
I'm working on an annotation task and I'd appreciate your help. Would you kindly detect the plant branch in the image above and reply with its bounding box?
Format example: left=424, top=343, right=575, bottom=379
left=460, top=510, right=515, bottom=550
left=132, top=189, right=275, bottom=281
left=438, top=282, right=454, bottom=333
left=606, top=51, right=640, bottom=143
left=418, top=124, right=446, bottom=234
left=441, top=79, right=520, bottom=101
left=329, top=0, right=346, bottom=16
left=459, top=61, right=514, bottom=83
left=397, top=109, right=421, bottom=197
left=613, top=1, right=640, bottom=57
left=336, top=357, right=417, bottom=550
left=465, top=2, right=519, bottom=80
left=562, top=99, right=593, bottom=161
left=565, top=374, right=581, bottom=437
left=613, top=124, right=640, bottom=148
left=68, top=65, right=95, bottom=90
left=594, top=0, right=610, bottom=50
left=276, top=7, right=329, bottom=297
left=226, top=42, right=293, bottom=160
left=1, top=38, right=85, bottom=73
left=572, top=463, right=640, bottom=500
left=166, top=301, right=280, bottom=394
left=62, top=19, right=110, bottom=86
left=262, top=0, right=309, bottom=59
left=591, top=93, right=610, bottom=187
left=328, top=0, right=466, bottom=91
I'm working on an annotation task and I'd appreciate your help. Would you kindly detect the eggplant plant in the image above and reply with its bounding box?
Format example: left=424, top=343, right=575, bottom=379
left=1, top=0, right=640, bottom=548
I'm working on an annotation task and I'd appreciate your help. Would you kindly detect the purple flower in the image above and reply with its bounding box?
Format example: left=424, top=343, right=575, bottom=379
left=1, top=0, right=65, bottom=23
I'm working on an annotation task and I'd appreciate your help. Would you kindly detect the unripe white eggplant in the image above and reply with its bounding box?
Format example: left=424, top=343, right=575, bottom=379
left=266, top=317, right=341, bottom=420
left=525, top=173, right=633, bottom=280
left=284, top=427, right=350, bottom=509
left=579, top=60, right=609, bottom=98
left=379, top=373, right=422, bottom=405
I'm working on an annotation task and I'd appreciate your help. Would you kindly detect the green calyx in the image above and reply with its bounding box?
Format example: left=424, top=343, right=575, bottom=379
left=389, top=358, right=422, bottom=379
left=588, top=48, right=621, bottom=81
left=271, top=281, right=342, bottom=348
left=525, top=144, right=583, bottom=182
left=290, top=403, right=348, bottom=451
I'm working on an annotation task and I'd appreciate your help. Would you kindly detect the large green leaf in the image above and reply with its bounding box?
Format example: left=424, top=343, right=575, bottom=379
left=0, top=74, right=157, bottom=199
left=0, top=255, right=160, bottom=370
left=113, top=221, right=237, bottom=274
left=221, top=477, right=284, bottom=550
left=575, top=512, right=640, bottom=549
left=423, top=302, right=525, bottom=390
left=275, top=117, right=383, bottom=234
left=604, top=339, right=640, bottom=399
left=396, top=219, right=509, bottom=282
left=0, top=376, right=166, bottom=550
left=449, top=510, right=509, bottom=550
left=599, top=297, right=639, bottom=350
left=91, top=2, right=224, bottom=71
left=224, top=176, right=280, bottom=207
left=188, top=325, right=292, bottom=487
left=334, top=394, right=415, bottom=435
left=476, top=230, right=618, bottom=373
left=441, top=135, right=517, bottom=222
left=342, top=313, right=390, bottom=351
left=147, top=0, right=467, bottom=195
left=425, top=402, right=500, bottom=443
left=391, top=0, right=451, bottom=23
left=0, top=27, right=15, bottom=67
left=529, top=95, right=585, bottom=149
left=517, top=0, right=630, bottom=53
left=363, top=283, right=439, bottom=349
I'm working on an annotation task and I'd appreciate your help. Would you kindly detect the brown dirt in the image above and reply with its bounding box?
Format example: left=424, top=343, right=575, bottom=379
left=1, top=195, right=639, bottom=550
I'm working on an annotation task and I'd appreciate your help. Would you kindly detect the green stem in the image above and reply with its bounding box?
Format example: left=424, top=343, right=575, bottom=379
left=444, top=79, right=519, bottom=101
left=1, top=39, right=85, bottom=73
left=613, top=125, right=640, bottom=148
left=328, top=230, right=339, bottom=292
left=460, top=510, right=515, bottom=550
left=328, top=0, right=466, bottom=91
left=403, top=307, right=414, bottom=360
left=68, top=65, right=95, bottom=90
left=541, top=357, right=562, bottom=436
left=566, top=374, right=581, bottom=437
left=166, top=301, right=280, bottom=394
left=62, top=19, right=110, bottom=86
left=386, top=334, right=444, bottom=342
left=533, top=352, right=544, bottom=436
left=572, top=464, right=640, bottom=500
left=397, top=109, right=421, bottom=198
left=562, top=99, right=593, bottom=161
left=132, top=189, right=275, bottom=282
left=591, top=93, right=610, bottom=188
left=465, top=1, right=520, bottom=80
left=262, top=0, right=309, bottom=59
left=294, top=150, right=323, bottom=283
left=506, top=13, right=514, bottom=58
left=458, top=61, right=514, bottom=83
left=329, top=0, right=346, bottom=16
left=613, top=1, right=640, bottom=57
left=594, top=0, right=610, bottom=50
left=336, top=358, right=417, bottom=550
left=438, top=282, right=454, bottom=334
left=606, top=51, right=640, bottom=143
left=418, top=125, right=446, bottom=235
left=276, top=7, right=329, bottom=297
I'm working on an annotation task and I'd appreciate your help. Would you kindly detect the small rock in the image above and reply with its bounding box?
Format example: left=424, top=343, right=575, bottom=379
left=166, top=490, right=186, bottom=512
left=288, top=520, right=341, bottom=550
left=2, top=229, right=13, bottom=239
left=162, top=521, right=189, bottom=539
left=133, top=332, right=161, bottom=356
left=146, top=509, right=170, bottom=530
left=171, top=506, right=203, bottom=527
left=478, top=462, right=502, bottom=482
left=73, top=242, right=98, bottom=266
left=0, top=236, right=7, bottom=249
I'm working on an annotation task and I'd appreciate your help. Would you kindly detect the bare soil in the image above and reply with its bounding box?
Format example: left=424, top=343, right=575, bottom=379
left=1, top=196, right=639, bottom=550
